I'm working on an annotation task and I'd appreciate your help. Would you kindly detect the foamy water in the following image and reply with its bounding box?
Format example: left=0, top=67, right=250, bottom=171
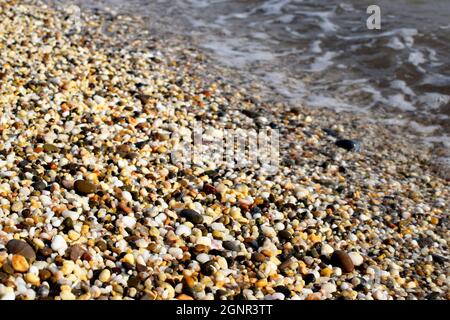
left=47, top=0, right=450, bottom=168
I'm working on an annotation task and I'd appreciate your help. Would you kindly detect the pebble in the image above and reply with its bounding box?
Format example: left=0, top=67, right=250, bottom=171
left=68, top=244, right=85, bottom=261
left=11, top=255, right=29, bottom=273
left=73, top=180, right=97, bottom=195
left=121, top=216, right=137, bottom=229
left=99, top=269, right=111, bottom=282
left=25, top=273, right=40, bottom=286
left=348, top=252, right=364, bottom=266
left=0, top=287, right=15, bottom=300
left=320, top=244, right=334, bottom=257
left=180, top=209, right=204, bottom=224
left=6, top=239, right=36, bottom=262
left=51, top=235, right=68, bottom=254
left=278, top=230, right=293, bottom=241
left=176, top=225, right=192, bottom=237
left=222, top=241, right=240, bottom=251
left=335, top=139, right=361, bottom=152
left=331, top=250, right=354, bottom=273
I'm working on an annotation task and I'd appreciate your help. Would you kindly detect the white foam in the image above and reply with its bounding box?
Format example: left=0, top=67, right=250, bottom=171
left=418, top=93, right=450, bottom=110
left=309, top=51, right=337, bottom=72
left=386, top=37, right=405, bottom=50
left=408, top=51, right=426, bottom=66
left=310, top=40, right=322, bottom=53
left=391, top=80, right=415, bottom=96
left=387, top=94, right=416, bottom=111
left=295, top=10, right=339, bottom=33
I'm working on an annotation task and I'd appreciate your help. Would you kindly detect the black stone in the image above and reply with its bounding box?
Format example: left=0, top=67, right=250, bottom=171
left=335, top=139, right=361, bottom=152
left=179, top=209, right=203, bottom=224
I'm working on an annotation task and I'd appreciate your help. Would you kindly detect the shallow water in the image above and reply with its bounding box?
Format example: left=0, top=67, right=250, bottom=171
left=48, top=0, right=450, bottom=166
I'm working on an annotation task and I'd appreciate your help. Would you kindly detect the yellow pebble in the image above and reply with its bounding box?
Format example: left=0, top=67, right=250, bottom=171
left=122, top=253, right=135, bottom=265
left=11, top=255, right=29, bottom=272
left=25, top=273, right=40, bottom=286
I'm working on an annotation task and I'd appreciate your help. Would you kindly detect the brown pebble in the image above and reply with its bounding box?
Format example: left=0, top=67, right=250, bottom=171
left=95, top=240, right=107, bottom=251
left=39, top=247, right=52, bottom=257
left=43, top=144, right=59, bottom=153
left=68, top=244, right=85, bottom=261
left=2, top=262, right=15, bottom=275
left=39, top=269, right=52, bottom=281
left=136, top=263, right=148, bottom=273
left=6, top=239, right=36, bottom=262
left=331, top=250, right=354, bottom=273
left=251, top=252, right=266, bottom=263
left=74, top=180, right=97, bottom=195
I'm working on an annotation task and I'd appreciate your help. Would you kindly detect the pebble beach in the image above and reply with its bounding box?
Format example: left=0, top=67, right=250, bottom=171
left=0, top=0, right=448, bottom=300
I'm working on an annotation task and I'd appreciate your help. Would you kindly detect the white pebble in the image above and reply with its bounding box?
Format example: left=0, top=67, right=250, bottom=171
left=321, top=244, right=334, bottom=256
left=62, top=210, right=79, bottom=221
left=196, top=253, right=210, bottom=264
left=349, top=252, right=364, bottom=266
left=51, top=235, right=68, bottom=254
left=121, top=216, right=136, bottom=229
left=176, top=225, right=192, bottom=236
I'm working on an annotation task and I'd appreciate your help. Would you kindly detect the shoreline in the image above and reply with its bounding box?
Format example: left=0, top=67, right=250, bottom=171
left=0, top=0, right=448, bottom=300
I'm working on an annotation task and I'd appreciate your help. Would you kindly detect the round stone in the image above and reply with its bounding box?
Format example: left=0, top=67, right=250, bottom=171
left=73, top=180, right=97, bottom=195
left=348, top=252, right=364, bottom=266
left=278, top=230, right=293, bottom=241
left=179, top=209, right=203, bottom=224
left=51, top=235, right=68, bottom=254
left=331, top=250, right=354, bottom=273
left=6, top=239, right=36, bottom=262
left=176, top=225, right=192, bottom=237
left=11, top=254, right=29, bottom=272
left=99, top=269, right=111, bottom=282
left=321, top=244, right=334, bottom=257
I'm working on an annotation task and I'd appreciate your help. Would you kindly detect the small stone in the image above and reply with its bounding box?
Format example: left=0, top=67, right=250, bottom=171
left=180, top=209, right=203, bottom=224
left=222, top=241, right=240, bottom=251
left=6, top=239, right=36, bottom=262
left=202, top=183, right=216, bottom=195
left=73, top=180, right=97, bottom=195
left=122, top=253, right=135, bottom=265
left=121, top=216, right=136, bottom=229
left=278, top=230, right=292, bottom=241
left=11, top=254, right=29, bottom=272
left=32, top=179, right=47, bottom=191
left=68, top=244, right=85, bottom=261
left=331, top=250, right=354, bottom=273
left=127, top=276, right=140, bottom=288
left=2, top=262, right=14, bottom=275
left=251, top=252, right=266, bottom=263
left=51, top=235, right=68, bottom=254
left=95, top=240, right=107, bottom=251
left=99, top=269, right=111, bottom=282
left=60, top=290, right=76, bottom=300
left=335, top=139, right=361, bottom=152
left=43, top=144, right=59, bottom=153
left=37, top=285, right=49, bottom=298
left=200, top=261, right=216, bottom=276
left=321, top=244, right=334, bottom=257
left=348, top=252, right=364, bottom=266
left=62, top=217, right=74, bottom=231
left=0, top=287, right=15, bottom=300
left=196, top=236, right=211, bottom=247
left=176, top=225, right=192, bottom=237
left=25, top=273, right=40, bottom=286
left=39, top=269, right=52, bottom=281
left=136, top=263, right=147, bottom=273
left=303, top=273, right=316, bottom=285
